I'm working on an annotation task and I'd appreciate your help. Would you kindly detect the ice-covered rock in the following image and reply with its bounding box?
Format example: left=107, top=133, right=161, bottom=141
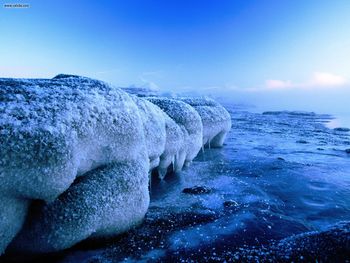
left=0, top=197, right=29, bottom=256
left=157, top=113, right=185, bottom=178
left=0, top=75, right=148, bottom=253
left=146, top=97, right=203, bottom=170
left=8, top=159, right=149, bottom=253
left=178, top=97, right=231, bottom=148
left=130, top=96, right=166, bottom=170
left=0, top=75, right=145, bottom=201
left=0, top=75, right=230, bottom=254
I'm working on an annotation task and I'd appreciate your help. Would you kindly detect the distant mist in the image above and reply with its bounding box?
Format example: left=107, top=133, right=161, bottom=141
left=166, top=86, right=350, bottom=116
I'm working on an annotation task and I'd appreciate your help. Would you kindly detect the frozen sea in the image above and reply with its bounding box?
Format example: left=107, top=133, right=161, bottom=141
left=5, top=105, right=350, bottom=262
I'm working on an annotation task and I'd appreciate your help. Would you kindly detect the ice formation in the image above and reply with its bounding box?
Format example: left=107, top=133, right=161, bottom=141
left=146, top=97, right=203, bottom=170
left=129, top=96, right=166, bottom=170
left=0, top=75, right=231, bottom=254
left=8, top=160, right=149, bottom=253
left=179, top=97, right=231, bottom=148
left=157, top=113, right=184, bottom=178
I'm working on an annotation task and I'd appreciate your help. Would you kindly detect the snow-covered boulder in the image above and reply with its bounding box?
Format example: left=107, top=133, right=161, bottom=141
left=146, top=97, right=203, bottom=170
left=0, top=75, right=148, bottom=254
left=179, top=97, right=231, bottom=148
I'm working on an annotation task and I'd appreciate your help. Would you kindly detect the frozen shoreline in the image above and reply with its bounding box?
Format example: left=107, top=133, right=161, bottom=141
left=0, top=75, right=231, bottom=255
left=1, top=99, right=349, bottom=262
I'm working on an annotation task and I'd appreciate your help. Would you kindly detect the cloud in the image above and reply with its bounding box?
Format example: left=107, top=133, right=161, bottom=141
left=138, top=71, right=163, bottom=91
left=265, top=79, right=293, bottom=89
left=265, top=72, right=347, bottom=90
left=310, top=72, right=347, bottom=86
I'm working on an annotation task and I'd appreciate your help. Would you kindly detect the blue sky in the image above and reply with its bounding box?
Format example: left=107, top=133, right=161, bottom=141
left=1, top=0, right=350, bottom=112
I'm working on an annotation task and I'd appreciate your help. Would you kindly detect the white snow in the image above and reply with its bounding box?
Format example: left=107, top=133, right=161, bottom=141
left=0, top=75, right=231, bottom=254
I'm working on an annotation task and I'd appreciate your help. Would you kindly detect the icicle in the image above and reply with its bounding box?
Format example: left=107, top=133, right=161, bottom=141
left=174, top=153, right=179, bottom=172
left=158, top=168, right=166, bottom=180
left=149, top=171, right=152, bottom=192
left=172, top=155, right=175, bottom=172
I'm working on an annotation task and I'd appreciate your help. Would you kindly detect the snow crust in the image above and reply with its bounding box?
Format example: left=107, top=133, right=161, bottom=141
left=0, top=75, right=231, bottom=254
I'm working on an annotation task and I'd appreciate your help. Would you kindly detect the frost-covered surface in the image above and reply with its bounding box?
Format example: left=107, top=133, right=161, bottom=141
left=0, top=197, right=29, bottom=257
left=178, top=97, right=231, bottom=147
left=2, top=76, right=349, bottom=262
left=129, top=96, right=166, bottom=170
left=146, top=97, right=203, bottom=169
left=157, top=113, right=184, bottom=178
left=8, top=160, right=149, bottom=254
left=0, top=75, right=145, bottom=200
left=6, top=106, right=347, bottom=262
left=0, top=75, right=231, bottom=255
left=0, top=75, right=149, bottom=254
